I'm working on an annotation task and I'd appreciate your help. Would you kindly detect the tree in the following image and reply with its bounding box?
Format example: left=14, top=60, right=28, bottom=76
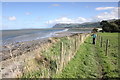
left=100, top=20, right=120, bottom=32
left=100, top=21, right=111, bottom=32
left=109, top=22, right=119, bottom=32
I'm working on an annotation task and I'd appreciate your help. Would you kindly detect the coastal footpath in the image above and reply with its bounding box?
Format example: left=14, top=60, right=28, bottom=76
left=1, top=33, right=119, bottom=79
left=22, top=33, right=119, bottom=79
left=53, top=33, right=119, bottom=79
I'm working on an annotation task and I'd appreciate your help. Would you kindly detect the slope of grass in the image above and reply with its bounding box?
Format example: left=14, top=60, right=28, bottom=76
left=53, top=37, right=101, bottom=78
left=53, top=33, right=119, bottom=78
left=96, top=33, right=119, bottom=78
left=22, top=36, right=77, bottom=78
left=22, top=33, right=119, bottom=78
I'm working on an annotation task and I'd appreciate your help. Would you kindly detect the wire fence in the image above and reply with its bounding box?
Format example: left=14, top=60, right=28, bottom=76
left=39, top=33, right=90, bottom=77
left=97, top=35, right=110, bottom=56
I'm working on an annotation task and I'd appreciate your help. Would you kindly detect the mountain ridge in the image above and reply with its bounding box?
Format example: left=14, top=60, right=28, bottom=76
left=52, top=19, right=118, bottom=28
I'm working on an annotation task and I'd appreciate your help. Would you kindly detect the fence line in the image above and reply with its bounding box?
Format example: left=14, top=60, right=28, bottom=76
left=60, top=42, right=63, bottom=72
left=100, top=37, right=103, bottom=47
left=97, top=35, right=110, bottom=56
left=55, top=33, right=89, bottom=74
left=105, top=39, right=109, bottom=56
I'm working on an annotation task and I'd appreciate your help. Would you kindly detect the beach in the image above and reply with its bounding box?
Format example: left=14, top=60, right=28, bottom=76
left=1, top=28, right=91, bottom=61
left=1, top=29, right=91, bottom=78
left=1, top=31, right=74, bottom=61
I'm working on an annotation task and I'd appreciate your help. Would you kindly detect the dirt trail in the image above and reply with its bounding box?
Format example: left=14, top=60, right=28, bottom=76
left=92, top=39, right=110, bottom=80
left=92, top=45, right=104, bottom=79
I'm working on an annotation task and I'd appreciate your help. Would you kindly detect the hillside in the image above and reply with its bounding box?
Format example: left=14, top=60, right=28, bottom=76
left=53, top=19, right=119, bottom=28
left=53, top=22, right=101, bottom=28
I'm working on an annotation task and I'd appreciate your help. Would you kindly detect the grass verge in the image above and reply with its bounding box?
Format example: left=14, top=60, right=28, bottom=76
left=53, top=33, right=119, bottom=78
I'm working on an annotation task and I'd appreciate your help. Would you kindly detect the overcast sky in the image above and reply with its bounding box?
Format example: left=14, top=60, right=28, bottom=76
left=1, top=2, right=119, bottom=30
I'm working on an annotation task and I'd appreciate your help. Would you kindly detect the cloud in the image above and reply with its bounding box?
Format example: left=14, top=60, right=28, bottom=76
left=46, top=17, right=72, bottom=24
left=95, top=7, right=116, bottom=10
left=52, top=4, right=60, bottom=7
left=93, top=7, right=118, bottom=21
left=75, top=17, right=88, bottom=23
left=25, top=12, right=31, bottom=15
left=45, top=6, right=119, bottom=27
left=46, top=17, right=89, bottom=24
left=8, top=16, right=16, bottom=21
left=46, top=7, right=119, bottom=25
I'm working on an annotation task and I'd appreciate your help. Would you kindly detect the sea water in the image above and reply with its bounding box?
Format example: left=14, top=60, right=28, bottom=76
left=2, top=28, right=68, bottom=45
left=1, top=28, right=91, bottom=45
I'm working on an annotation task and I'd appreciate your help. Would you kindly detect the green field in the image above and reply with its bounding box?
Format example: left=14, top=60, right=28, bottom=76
left=53, top=33, right=119, bottom=78
left=22, top=33, right=119, bottom=78
left=22, top=36, right=78, bottom=78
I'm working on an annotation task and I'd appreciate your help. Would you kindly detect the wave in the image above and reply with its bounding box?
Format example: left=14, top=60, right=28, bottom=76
left=40, top=29, right=69, bottom=39
left=54, top=29, right=69, bottom=34
left=2, top=29, right=69, bottom=45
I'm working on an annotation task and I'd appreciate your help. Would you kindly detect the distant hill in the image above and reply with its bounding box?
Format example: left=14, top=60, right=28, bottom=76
left=52, top=19, right=119, bottom=28
left=53, top=22, right=101, bottom=28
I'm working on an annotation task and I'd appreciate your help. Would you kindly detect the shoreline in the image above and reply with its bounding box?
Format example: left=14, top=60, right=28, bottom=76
left=1, top=31, right=75, bottom=61
left=2, top=28, right=91, bottom=46
left=1, top=32, right=90, bottom=78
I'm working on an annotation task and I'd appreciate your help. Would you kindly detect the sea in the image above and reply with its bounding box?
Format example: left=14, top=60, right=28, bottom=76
left=1, top=28, right=91, bottom=45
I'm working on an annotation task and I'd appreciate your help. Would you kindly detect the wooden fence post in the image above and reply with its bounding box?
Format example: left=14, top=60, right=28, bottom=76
left=68, top=39, right=71, bottom=61
left=98, top=35, right=100, bottom=42
left=75, top=37, right=77, bottom=51
left=105, top=39, right=109, bottom=56
left=100, top=37, right=103, bottom=47
left=79, top=35, right=80, bottom=44
left=97, top=35, right=99, bottom=41
left=80, top=34, right=82, bottom=42
left=60, top=42, right=63, bottom=71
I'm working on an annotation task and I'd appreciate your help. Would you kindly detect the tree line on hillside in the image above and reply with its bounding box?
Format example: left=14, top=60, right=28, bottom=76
left=100, top=19, right=120, bottom=32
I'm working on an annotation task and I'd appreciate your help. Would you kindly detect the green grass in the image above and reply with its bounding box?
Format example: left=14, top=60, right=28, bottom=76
left=96, top=33, right=119, bottom=78
left=53, top=36, right=101, bottom=78
left=53, top=33, right=119, bottom=78
left=22, top=33, right=119, bottom=78
left=22, top=37, right=76, bottom=78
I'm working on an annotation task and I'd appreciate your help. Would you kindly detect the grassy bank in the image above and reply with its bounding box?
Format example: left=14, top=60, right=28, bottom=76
left=53, top=33, right=119, bottom=78
left=96, top=33, right=119, bottom=78
left=22, top=34, right=89, bottom=78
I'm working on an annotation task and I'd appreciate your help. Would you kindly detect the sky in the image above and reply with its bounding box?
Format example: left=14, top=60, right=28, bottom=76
left=1, top=2, right=119, bottom=30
